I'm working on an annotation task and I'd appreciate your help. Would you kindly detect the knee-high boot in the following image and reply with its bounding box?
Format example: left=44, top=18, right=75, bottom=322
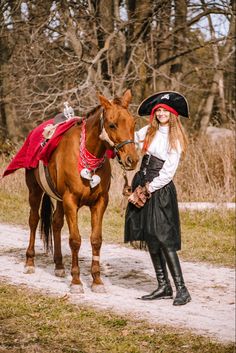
left=162, top=249, right=191, bottom=306
left=141, top=249, right=173, bottom=300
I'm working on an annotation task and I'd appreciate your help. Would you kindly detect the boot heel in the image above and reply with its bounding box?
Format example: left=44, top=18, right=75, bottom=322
left=173, top=287, right=191, bottom=306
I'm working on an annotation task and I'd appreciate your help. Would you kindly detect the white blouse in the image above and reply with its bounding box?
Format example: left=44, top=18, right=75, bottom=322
left=135, top=125, right=181, bottom=192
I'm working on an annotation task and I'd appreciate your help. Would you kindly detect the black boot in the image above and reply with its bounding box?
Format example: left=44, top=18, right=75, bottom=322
left=141, top=250, right=173, bottom=300
left=162, top=249, right=191, bottom=306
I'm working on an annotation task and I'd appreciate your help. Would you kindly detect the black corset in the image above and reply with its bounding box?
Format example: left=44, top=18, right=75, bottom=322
left=140, top=154, right=164, bottom=183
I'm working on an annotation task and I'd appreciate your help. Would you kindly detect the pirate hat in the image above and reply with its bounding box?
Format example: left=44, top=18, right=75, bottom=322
left=137, top=91, right=189, bottom=118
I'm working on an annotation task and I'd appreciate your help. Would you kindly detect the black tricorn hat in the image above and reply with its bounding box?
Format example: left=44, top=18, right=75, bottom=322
left=137, top=91, right=189, bottom=118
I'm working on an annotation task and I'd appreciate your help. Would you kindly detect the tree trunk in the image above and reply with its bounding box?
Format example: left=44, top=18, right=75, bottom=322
left=96, top=0, right=114, bottom=82
left=154, top=1, right=172, bottom=91
left=170, top=0, right=187, bottom=91
left=121, top=0, right=153, bottom=101
left=199, top=0, right=235, bottom=133
left=199, top=71, right=220, bottom=134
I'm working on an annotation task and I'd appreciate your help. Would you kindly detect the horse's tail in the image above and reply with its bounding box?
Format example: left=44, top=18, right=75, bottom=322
left=40, top=193, right=54, bottom=253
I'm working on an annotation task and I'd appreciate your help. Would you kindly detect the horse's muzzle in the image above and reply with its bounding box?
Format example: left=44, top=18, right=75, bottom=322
left=121, top=154, right=139, bottom=170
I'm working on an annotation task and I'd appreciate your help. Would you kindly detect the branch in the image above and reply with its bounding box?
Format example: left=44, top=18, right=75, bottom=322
left=187, top=7, right=230, bottom=27
left=157, top=37, right=227, bottom=68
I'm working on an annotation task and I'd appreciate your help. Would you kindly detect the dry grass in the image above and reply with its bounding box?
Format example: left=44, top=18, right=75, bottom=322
left=180, top=210, right=235, bottom=267
left=175, top=136, right=235, bottom=202
left=0, top=283, right=234, bottom=353
left=109, top=135, right=235, bottom=203
left=1, top=135, right=235, bottom=203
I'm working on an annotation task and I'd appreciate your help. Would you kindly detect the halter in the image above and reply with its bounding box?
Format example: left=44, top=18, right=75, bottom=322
left=99, top=110, right=135, bottom=165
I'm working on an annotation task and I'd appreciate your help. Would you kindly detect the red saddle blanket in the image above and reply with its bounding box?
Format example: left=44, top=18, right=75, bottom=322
left=3, top=118, right=80, bottom=177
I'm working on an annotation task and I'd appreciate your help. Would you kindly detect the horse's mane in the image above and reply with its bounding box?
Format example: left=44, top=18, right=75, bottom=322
left=112, top=97, right=122, bottom=105
left=82, top=96, right=123, bottom=121
left=85, top=105, right=101, bottom=118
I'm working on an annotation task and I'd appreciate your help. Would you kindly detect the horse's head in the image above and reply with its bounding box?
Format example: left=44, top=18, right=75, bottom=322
left=98, top=90, right=139, bottom=171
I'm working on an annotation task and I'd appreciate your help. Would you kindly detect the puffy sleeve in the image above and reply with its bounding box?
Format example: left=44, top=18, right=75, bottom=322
left=134, top=125, right=148, bottom=149
left=148, top=142, right=182, bottom=192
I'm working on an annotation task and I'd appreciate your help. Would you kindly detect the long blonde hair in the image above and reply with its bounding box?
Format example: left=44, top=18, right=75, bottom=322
left=142, top=113, right=188, bottom=155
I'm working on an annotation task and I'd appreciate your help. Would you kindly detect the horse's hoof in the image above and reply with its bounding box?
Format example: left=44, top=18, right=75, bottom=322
left=55, top=269, right=66, bottom=277
left=24, top=266, right=35, bottom=274
left=70, top=284, right=84, bottom=294
left=91, top=284, right=106, bottom=293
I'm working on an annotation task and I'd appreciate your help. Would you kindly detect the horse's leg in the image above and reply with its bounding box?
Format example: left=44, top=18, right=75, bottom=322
left=24, top=170, right=43, bottom=273
left=63, top=194, right=83, bottom=293
left=90, top=194, right=108, bottom=293
left=53, top=201, right=66, bottom=277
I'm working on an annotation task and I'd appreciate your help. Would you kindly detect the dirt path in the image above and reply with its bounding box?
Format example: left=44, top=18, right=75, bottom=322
left=0, top=223, right=235, bottom=343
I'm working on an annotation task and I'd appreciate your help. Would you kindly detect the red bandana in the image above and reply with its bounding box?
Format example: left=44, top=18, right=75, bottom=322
left=150, top=103, right=178, bottom=121
left=78, top=121, right=116, bottom=173
left=78, top=120, right=106, bottom=172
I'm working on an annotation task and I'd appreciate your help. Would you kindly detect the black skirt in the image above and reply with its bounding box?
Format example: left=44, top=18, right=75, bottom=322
left=124, top=154, right=181, bottom=252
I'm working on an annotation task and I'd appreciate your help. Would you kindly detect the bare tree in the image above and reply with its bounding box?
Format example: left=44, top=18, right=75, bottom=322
left=0, top=0, right=234, bottom=140
left=199, top=0, right=235, bottom=134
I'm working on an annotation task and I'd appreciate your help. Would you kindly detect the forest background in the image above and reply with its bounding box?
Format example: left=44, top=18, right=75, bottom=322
left=0, top=4, right=235, bottom=350
left=0, top=0, right=235, bottom=202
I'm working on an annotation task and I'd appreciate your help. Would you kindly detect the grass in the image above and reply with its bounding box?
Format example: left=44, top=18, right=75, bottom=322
left=0, top=282, right=234, bottom=353
left=0, top=185, right=235, bottom=267
left=180, top=210, right=235, bottom=267
left=0, top=191, right=29, bottom=225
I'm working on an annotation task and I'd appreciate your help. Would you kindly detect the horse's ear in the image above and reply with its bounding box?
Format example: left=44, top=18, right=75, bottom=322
left=121, top=89, right=132, bottom=108
left=98, top=94, right=112, bottom=109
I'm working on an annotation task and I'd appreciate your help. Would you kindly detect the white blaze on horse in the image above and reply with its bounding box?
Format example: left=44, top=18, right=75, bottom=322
left=3, top=90, right=139, bottom=293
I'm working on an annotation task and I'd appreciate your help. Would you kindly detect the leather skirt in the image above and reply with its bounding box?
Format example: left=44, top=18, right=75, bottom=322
left=124, top=154, right=181, bottom=252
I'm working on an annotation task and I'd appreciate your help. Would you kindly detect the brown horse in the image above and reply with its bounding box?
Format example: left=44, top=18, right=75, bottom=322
left=24, top=90, right=138, bottom=293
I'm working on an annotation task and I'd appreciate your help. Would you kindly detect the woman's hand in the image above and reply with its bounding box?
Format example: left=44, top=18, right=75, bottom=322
left=128, top=184, right=151, bottom=208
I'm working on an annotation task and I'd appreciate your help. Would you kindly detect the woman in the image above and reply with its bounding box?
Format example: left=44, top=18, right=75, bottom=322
left=124, top=91, right=191, bottom=306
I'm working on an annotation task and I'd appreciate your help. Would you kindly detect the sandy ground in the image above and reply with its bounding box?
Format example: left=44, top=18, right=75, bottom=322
left=0, top=223, right=235, bottom=344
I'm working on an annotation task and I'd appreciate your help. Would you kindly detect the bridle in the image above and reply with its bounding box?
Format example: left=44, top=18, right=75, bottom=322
left=99, top=109, right=135, bottom=165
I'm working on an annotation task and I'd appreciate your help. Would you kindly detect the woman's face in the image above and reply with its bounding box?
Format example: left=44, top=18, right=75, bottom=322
left=155, top=108, right=171, bottom=126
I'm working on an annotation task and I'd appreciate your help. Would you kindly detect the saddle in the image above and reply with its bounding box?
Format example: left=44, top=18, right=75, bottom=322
left=42, top=102, right=77, bottom=142
left=39, top=108, right=82, bottom=202
left=53, top=112, right=67, bottom=124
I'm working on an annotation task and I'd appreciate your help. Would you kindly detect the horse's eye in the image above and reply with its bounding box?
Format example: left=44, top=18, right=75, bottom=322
left=109, top=123, right=117, bottom=129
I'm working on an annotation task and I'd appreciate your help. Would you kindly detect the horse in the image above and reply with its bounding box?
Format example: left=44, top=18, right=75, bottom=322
left=24, top=89, right=139, bottom=293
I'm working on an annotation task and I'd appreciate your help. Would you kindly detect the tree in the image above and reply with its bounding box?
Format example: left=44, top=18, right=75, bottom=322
left=0, top=0, right=234, bottom=140
left=199, top=0, right=235, bottom=134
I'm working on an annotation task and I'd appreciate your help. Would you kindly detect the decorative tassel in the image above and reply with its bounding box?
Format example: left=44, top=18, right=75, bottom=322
left=106, top=149, right=116, bottom=159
